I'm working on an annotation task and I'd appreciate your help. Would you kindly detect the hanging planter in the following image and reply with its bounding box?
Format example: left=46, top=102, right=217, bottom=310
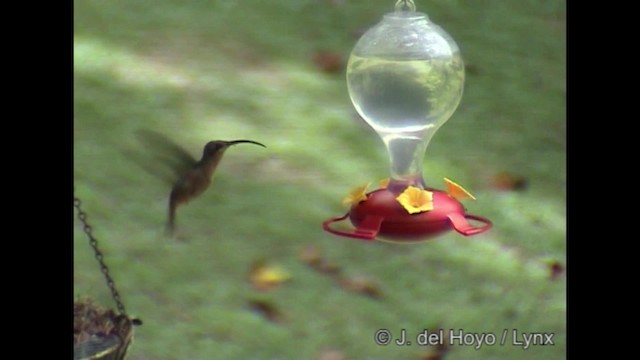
left=74, top=299, right=134, bottom=360
left=74, top=194, right=141, bottom=360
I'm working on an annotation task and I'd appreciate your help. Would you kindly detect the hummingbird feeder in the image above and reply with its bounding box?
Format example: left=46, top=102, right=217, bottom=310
left=323, top=0, right=492, bottom=243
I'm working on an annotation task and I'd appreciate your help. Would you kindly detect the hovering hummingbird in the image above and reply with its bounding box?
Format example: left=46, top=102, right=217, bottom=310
left=132, top=130, right=266, bottom=237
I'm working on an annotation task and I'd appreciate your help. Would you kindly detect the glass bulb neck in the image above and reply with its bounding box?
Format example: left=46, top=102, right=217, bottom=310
left=382, top=131, right=433, bottom=192
left=394, top=0, right=417, bottom=12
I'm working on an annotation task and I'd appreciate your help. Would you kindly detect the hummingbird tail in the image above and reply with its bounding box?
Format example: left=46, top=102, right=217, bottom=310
left=167, top=200, right=177, bottom=237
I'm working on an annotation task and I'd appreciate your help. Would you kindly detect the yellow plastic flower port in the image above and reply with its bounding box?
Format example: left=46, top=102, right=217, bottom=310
left=396, top=186, right=434, bottom=214
left=342, top=183, right=371, bottom=207
left=444, top=177, right=476, bottom=201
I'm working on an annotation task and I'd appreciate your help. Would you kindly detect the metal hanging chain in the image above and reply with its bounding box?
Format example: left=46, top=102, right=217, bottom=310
left=74, top=194, right=128, bottom=317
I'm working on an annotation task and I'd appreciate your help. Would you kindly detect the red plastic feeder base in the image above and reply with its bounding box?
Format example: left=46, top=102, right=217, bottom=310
left=323, top=188, right=492, bottom=242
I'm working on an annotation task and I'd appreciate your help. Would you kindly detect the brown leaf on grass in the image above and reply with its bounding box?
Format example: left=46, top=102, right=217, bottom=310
left=492, top=172, right=528, bottom=191
left=247, top=299, right=286, bottom=323
left=419, top=354, right=440, bottom=360
left=465, top=63, right=480, bottom=76
left=312, top=51, right=344, bottom=74
left=298, top=245, right=323, bottom=268
left=418, top=327, right=450, bottom=359
left=548, top=260, right=564, bottom=280
left=338, top=275, right=382, bottom=299
left=317, top=260, right=342, bottom=277
left=419, top=352, right=445, bottom=360
left=299, top=245, right=382, bottom=298
left=248, top=259, right=291, bottom=291
left=316, top=349, right=348, bottom=360
left=298, top=245, right=343, bottom=277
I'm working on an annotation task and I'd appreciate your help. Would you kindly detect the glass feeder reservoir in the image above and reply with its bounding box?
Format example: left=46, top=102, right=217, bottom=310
left=323, top=0, right=492, bottom=242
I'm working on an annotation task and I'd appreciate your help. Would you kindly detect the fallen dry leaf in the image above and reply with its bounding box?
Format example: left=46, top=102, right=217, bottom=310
left=298, top=245, right=342, bottom=277
left=338, top=275, right=382, bottom=299
left=419, top=353, right=444, bottom=360
left=248, top=259, right=291, bottom=291
left=298, top=245, right=323, bottom=267
left=299, top=245, right=383, bottom=298
left=312, top=51, right=344, bottom=74
left=548, top=260, right=564, bottom=281
left=317, top=260, right=342, bottom=277
left=492, top=172, right=528, bottom=191
left=465, top=63, right=480, bottom=76
left=418, top=327, right=450, bottom=359
left=316, top=349, right=348, bottom=360
left=247, top=299, right=286, bottom=323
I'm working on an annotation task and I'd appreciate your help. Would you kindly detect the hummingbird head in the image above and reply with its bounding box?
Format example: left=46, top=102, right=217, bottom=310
left=202, top=140, right=266, bottom=159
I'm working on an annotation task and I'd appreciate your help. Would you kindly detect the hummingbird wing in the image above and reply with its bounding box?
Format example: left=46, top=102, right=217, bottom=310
left=126, top=129, right=198, bottom=185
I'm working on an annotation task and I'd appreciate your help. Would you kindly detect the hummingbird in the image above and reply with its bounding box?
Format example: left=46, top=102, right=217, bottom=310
left=131, top=130, right=266, bottom=237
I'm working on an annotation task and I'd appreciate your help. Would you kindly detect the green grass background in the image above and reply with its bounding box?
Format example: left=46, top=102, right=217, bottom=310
left=74, top=0, right=566, bottom=359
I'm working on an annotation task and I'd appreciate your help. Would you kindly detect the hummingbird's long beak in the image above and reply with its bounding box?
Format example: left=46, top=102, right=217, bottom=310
left=226, top=140, right=266, bottom=148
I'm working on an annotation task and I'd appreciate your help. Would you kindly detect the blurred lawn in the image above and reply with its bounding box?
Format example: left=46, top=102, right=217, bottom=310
left=74, top=0, right=565, bottom=359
